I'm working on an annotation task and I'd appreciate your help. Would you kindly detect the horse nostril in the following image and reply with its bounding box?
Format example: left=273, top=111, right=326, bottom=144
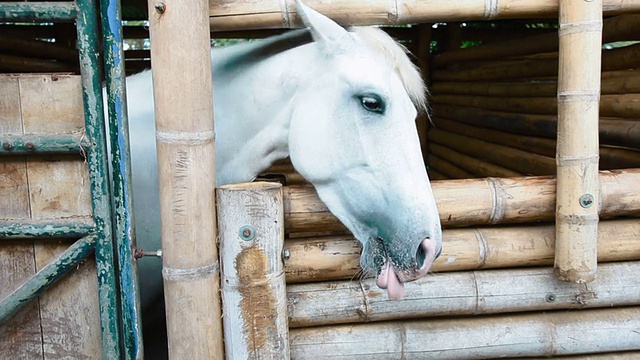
left=416, top=242, right=427, bottom=268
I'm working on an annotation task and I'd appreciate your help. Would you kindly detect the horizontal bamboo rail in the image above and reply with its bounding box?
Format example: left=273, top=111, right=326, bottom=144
left=433, top=93, right=640, bottom=118
left=207, top=0, right=640, bottom=31
left=426, top=154, right=475, bottom=179
left=288, top=261, right=640, bottom=327
left=432, top=43, right=640, bottom=81
left=428, top=128, right=557, bottom=175
left=283, top=169, right=640, bottom=235
left=431, top=14, right=640, bottom=67
left=428, top=143, right=521, bottom=178
left=289, top=307, right=640, bottom=358
left=431, top=71, right=640, bottom=97
left=430, top=117, right=640, bottom=169
left=432, top=104, right=640, bottom=149
left=284, top=219, right=640, bottom=283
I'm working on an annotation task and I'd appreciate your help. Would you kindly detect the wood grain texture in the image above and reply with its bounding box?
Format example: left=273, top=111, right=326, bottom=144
left=288, top=261, right=640, bottom=328
left=289, top=306, right=640, bottom=358
left=0, top=74, right=101, bottom=359
left=283, top=219, right=640, bottom=283
left=218, top=183, right=289, bottom=359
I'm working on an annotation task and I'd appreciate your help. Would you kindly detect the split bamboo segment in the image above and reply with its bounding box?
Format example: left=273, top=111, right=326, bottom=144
left=217, top=183, right=289, bottom=360
left=428, top=143, right=522, bottom=178
left=207, top=0, right=640, bottom=31
left=283, top=169, right=640, bottom=234
left=287, top=261, right=640, bottom=327
left=554, top=0, right=603, bottom=283
left=289, top=307, right=640, bottom=358
left=147, top=0, right=223, bottom=358
left=284, top=219, right=640, bottom=283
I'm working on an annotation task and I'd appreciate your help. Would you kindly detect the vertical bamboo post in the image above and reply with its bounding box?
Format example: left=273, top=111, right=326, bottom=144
left=555, top=0, right=602, bottom=283
left=147, top=0, right=224, bottom=358
left=217, top=182, right=289, bottom=360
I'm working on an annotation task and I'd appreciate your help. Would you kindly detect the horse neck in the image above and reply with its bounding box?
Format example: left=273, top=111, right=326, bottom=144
left=211, top=43, right=316, bottom=185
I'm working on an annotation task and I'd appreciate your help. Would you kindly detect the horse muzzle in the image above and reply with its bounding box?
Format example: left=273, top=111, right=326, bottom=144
left=376, top=237, right=441, bottom=300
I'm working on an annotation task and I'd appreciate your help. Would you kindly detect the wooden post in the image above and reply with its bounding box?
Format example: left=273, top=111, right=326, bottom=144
left=147, top=0, right=223, bottom=358
left=217, top=182, right=289, bottom=360
left=555, top=0, right=602, bottom=283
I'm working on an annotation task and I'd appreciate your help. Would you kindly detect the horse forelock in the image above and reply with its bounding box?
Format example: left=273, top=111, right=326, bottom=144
left=349, top=27, right=428, bottom=114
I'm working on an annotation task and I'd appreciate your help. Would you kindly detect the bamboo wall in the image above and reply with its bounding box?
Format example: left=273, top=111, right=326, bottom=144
left=428, top=14, right=640, bottom=180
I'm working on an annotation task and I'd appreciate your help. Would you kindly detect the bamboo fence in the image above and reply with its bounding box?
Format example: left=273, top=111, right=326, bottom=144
left=283, top=219, right=640, bottom=283
left=206, top=0, right=640, bottom=31
left=282, top=169, right=640, bottom=234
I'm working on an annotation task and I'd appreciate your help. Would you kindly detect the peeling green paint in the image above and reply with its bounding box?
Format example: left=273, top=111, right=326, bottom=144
left=0, top=2, right=76, bottom=21
left=0, top=134, right=90, bottom=155
left=0, top=235, right=96, bottom=323
left=76, top=0, right=122, bottom=357
left=0, top=219, right=95, bottom=238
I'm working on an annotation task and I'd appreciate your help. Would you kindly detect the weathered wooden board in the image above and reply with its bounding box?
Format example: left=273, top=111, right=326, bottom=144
left=0, top=74, right=101, bottom=359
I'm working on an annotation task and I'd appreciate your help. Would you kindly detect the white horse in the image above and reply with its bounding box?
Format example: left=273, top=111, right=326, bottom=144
left=125, top=1, right=442, bottom=322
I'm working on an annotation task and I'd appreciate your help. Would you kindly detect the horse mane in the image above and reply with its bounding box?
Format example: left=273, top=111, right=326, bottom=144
left=349, top=27, right=428, bottom=114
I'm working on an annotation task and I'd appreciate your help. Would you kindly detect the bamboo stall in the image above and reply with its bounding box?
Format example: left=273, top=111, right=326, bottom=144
left=3, top=0, right=640, bottom=358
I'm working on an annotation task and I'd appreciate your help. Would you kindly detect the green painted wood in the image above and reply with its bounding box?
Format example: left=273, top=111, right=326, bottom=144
left=0, top=235, right=96, bottom=323
left=0, top=134, right=89, bottom=155
left=0, top=2, right=76, bottom=21
left=76, top=0, right=122, bottom=357
left=100, top=0, right=144, bottom=356
left=0, top=219, right=95, bottom=238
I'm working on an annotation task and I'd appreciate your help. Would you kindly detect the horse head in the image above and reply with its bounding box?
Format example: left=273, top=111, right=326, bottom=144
left=289, top=1, right=442, bottom=299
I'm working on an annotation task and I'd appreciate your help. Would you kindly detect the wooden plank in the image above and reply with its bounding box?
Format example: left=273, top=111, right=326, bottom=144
left=0, top=75, right=43, bottom=358
left=18, top=74, right=101, bottom=359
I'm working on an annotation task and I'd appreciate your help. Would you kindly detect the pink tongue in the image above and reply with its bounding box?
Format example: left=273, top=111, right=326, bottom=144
left=376, top=263, right=405, bottom=300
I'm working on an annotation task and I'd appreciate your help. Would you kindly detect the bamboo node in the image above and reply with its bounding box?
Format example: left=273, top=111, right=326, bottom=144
left=558, top=19, right=603, bottom=37
left=486, top=177, right=506, bottom=224
left=557, top=90, right=600, bottom=103
left=155, top=130, right=215, bottom=145
left=555, top=213, right=599, bottom=225
left=162, top=261, right=220, bottom=281
left=556, top=154, right=599, bottom=167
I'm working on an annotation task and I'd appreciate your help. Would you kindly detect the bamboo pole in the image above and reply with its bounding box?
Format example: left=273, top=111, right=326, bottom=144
left=217, top=183, right=289, bottom=360
left=432, top=104, right=639, bottom=149
left=283, top=219, right=640, bottom=283
left=206, top=1, right=640, bottom=31
left=431, top=14, right=640, bottom=67
left=428, top=143, right=522, bottom=178
left=431, top=72, right=640, bottom=97
left=426, top=154, right=476, bottom=179
left=433, top=93, right=640, bottom=118
left=289, top=307, right=640, bottom=358
left=431, top=43, right=640, bottom=81
left=431, top=117, right=640, bottom=168
left=554, top=0, right=602, bottom=283
left=147, top=0, right=223, bottom=358
left=287, top=261, right=640, bottom=327
left=428, top=128, right=557, bottom=175
left=282, top=169, right=640, bottom=234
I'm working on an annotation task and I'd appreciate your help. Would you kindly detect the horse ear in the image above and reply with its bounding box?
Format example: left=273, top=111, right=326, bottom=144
left=295, top=0, right=352, bottom=54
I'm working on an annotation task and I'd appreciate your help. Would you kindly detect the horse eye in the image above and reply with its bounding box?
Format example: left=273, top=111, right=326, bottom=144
left=359, top=95, right=385, bottom=114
